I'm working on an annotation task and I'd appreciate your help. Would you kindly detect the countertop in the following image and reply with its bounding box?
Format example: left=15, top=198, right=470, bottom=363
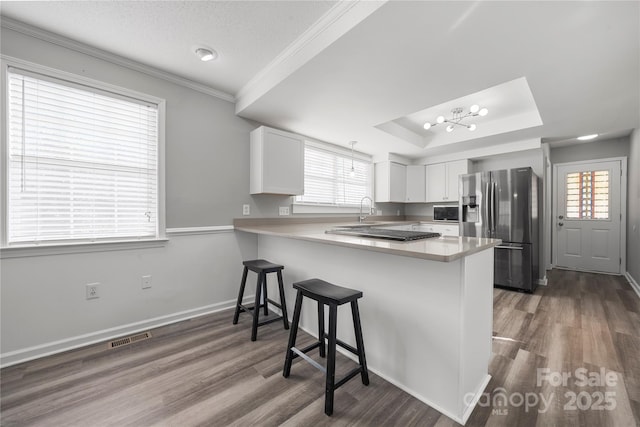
left=234, top=221, right=500, bottom=262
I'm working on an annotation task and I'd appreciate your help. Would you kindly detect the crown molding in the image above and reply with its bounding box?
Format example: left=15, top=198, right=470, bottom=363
left=235, top=0, right=387, bottom=115
left=0, top=16, right=235, bottom=103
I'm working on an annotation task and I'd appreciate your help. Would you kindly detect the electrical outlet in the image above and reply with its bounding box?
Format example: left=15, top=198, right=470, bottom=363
left=279, top=206, right=290, bottom=216
left=242, top=204, right=250, bottom=216
left=142, top=275, right=152, bottom=289
left=86, top=283, right=100, bottom=300
left=376, top=209, right=382, bottom=216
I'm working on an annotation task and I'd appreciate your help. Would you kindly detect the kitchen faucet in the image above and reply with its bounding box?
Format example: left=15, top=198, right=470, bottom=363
left=359, top=196, right=374, bottom=223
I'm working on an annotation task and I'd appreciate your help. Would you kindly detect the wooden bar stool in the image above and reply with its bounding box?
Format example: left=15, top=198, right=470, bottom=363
left=282, top=278, right=369, bottom=416
left=232, top=259, right=289, bottom=341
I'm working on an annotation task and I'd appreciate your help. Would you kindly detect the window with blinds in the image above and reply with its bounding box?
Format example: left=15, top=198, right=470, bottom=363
left=565, top=170, right=609, bottom=219
left=6, top=68, right=159, bottom=245
left=295, top=142, right=372, bottom=207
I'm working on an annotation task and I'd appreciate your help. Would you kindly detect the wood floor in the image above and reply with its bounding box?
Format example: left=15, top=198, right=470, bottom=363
left=1, top=269, right=639, bottom=426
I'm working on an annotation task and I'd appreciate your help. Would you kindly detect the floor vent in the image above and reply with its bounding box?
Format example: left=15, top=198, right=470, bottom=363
left=108, top=331, right=152, bottom=349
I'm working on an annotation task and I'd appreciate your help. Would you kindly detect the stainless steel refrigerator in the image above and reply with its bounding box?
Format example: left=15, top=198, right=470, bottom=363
left=459, top=167, right=539, bottom=292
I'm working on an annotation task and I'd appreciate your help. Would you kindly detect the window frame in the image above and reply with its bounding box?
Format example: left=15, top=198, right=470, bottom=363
left=292, top=139, right=373, bottom=214
left=1, top=56, right=166, bottom=256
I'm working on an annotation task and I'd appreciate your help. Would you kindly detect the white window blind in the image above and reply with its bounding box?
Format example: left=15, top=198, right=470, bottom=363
left=7, top=68, right=159, bottom=245
left=295, top=142, right=372, bottom=206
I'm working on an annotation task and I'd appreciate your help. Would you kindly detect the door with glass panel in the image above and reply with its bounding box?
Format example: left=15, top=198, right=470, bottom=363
left=555, top=160, right=621, bottom=273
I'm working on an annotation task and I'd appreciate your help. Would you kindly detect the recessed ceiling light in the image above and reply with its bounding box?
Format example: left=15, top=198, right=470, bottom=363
left=195, top=47, right=217, bottom=62
left=577, top=134, right=598, bottom=141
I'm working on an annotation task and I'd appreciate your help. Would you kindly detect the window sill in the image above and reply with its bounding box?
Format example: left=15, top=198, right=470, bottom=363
left=0, top=238, right=169, bottom=259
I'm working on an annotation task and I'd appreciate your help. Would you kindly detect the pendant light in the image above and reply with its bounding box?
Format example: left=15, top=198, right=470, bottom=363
left=349, top=141, right=357, bottom=177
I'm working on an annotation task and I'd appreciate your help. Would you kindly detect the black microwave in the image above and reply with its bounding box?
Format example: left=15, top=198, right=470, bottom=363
left=433, top=205, right=459, bottom=221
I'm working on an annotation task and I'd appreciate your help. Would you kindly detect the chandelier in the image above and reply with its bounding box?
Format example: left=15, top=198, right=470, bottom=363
left=423, top=105, right=488, bottom=132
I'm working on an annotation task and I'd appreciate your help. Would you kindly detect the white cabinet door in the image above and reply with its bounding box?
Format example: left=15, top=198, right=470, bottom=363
left=432, top=224, right=460, bottom=237
left=406, top=165, right=426, bottom=203
left=426, top=163, right=447, bottom=202
left=426, top=160, right=469, bottom=202
left=445, top=160, right=469, bottom=201
left=375, top=162, right=406, bottom=202
left=250, top=126, right=304, bottom=195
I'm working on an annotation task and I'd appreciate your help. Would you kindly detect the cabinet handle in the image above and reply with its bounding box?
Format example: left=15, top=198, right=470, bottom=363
left=495, top=245, right=524, bottom=250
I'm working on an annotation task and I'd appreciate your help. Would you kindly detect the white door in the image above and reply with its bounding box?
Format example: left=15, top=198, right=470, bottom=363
left=555, top=160, right=621, bottom=273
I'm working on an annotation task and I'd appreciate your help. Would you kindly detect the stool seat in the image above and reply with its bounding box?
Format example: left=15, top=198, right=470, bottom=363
left=293, top=279, right=362, bottom=305
left=243, top=259, right=284, bottom=273
left=233, top=259, right=289, bottom=341
left=283, top=278, right=369, bottom=416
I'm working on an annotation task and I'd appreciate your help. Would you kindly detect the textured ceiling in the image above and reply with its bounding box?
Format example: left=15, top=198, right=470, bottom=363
left=0, top=0, right=337, bottom=95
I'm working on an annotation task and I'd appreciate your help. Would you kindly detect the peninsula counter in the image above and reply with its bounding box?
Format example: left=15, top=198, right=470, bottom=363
left=235, top=221, right=500, bottom=424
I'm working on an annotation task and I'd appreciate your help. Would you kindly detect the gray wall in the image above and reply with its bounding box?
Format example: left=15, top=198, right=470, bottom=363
left=550, top=136, right=634, bottom=279
left=550, top=137, right=630, bottom=165
left=1, top=26, right=399, bottom=224
left=1, top=26, right=259, bottom=228
left=472, top=149, right=544, bottom=177
left=628, top=130, right=640, bottom=284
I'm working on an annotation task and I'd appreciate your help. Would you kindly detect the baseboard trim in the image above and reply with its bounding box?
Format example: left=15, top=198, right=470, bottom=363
left=461, top=374, right=493, bottom=424
left=0, top=298, right=249, bottom=368
left=537, top=276, right=548, bottom=286
left=625, top=272, right=640, bottom=299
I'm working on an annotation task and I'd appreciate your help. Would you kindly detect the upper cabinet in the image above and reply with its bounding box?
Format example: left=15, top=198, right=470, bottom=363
left=375, top=161, right=406, bottom=203
left=405, top=165, right=426, bottom=203
left=425, top=159, right=470, bottom=202
left=250, top=126, right=304, bottom=195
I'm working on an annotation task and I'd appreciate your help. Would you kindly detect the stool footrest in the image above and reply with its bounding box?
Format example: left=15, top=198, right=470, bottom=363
left=334, top=367, right=364, bottom=390
left=257, top=316, right=284, bottom=327
left=291, top=347, right=327, bottom=373
left=297, top=342, right=322, bottom=355
left=266, top=298, right=283, bottom=309
left=238, top=303, right=264, bottom=313
left=336, top=338, right=358, bottom=356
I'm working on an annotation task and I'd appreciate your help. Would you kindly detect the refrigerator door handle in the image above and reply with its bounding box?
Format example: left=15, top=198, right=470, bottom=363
left=495, top=245, right=524, bottom=250
left=485, top=181, right=491, bottom=235
left=491, top=182, right=497, bottom=234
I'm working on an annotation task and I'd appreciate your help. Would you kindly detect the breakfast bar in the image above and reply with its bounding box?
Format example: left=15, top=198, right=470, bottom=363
left=235, top=220, right=500, bottom=424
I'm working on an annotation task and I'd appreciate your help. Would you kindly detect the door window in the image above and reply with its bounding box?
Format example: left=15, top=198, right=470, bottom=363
left=565, top=170, right=609, bottom=219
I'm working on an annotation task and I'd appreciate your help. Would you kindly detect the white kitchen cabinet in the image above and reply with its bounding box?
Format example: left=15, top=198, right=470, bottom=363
left=250, top=126, right=304, bottom=195
left=425, top=159, right=470, bottom=202
left=405, top=165, right=426, bottom=203
left=375, top=161, right=406, bottom=203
